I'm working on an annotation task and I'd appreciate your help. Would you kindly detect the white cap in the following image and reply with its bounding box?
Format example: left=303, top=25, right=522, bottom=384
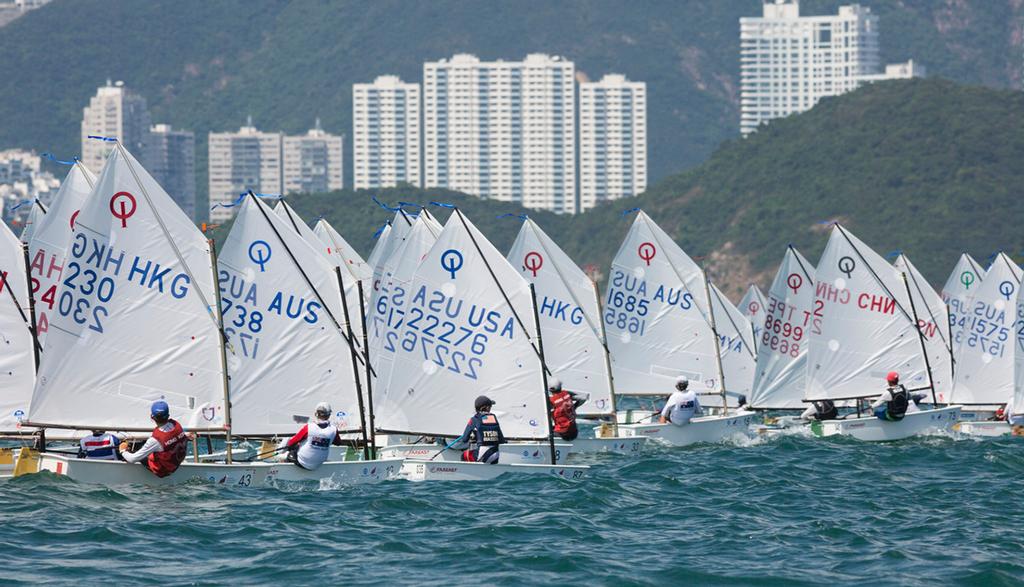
left=548, top=378, right=562, bottom=392
left=675, top=376, right=689, bottom=387
left=315, top=402, right=332, bottom=419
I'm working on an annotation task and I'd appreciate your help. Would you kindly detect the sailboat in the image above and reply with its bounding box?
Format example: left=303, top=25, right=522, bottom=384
left=17, top=199, right=47, bottom=245
left=941, top=253, right=986, bottom=355
left=949, top=252, right=1023, bottom=436
left=312, top=217, right=373, bottom=282
left=505, top=216, right=646, bottom=456
left=740, top=284, right=768, bottom=352
left=373, top=206, right=588, bottom=480
left=605, top=211, right=754, bottom=446
left=892, top=253, right=953, bottom=403
left=804, top=225, right=960, bottom=441
left=1, top=219, right=36, bottom=439
left=750, top=246, right=816, bottom=419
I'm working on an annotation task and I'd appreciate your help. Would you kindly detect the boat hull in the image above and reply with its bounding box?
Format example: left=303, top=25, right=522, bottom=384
left=956, top=420, right=1013, bottom=438
left=567, top=436, right=647, bottom=455
left=400, top=459, right=588, bottom=482
left=379, top=442, right=571, bottom=464
left=616, top=412, right=756, bottom=446
left=815, top=406, right=961, bottom=441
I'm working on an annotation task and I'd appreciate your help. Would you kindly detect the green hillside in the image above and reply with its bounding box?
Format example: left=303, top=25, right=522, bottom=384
left=283, top=78, right=1024, bottom=299
left=1, top=0, right=1022, bottom=202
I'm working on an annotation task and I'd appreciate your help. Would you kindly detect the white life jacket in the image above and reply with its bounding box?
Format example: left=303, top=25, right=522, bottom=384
left=296, top=421, right=337, bottom=470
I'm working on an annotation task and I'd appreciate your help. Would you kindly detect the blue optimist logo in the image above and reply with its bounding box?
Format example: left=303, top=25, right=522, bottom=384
left=440, top=249, right=464, bottom=279
left=249, top=240, right=272, bottom=272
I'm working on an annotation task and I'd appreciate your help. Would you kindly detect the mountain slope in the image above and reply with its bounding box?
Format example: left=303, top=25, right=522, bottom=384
left=284, top=78, right=1024, bottom=299
left=1, top=0, right=1022, bottom=198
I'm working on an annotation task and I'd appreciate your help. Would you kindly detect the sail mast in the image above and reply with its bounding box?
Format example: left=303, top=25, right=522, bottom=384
left=336, top=267, right=371, bottom=460
left=592, top=280, right=619, bottom=430
left=902, top=271, right=937, bottom=405
left=530, top=283, right=557, bottom=465
left=356, top=279, right=376, bottom=455
left=208, top=240, right=233, bottom=463
left=702, top=266, right=729, bottom=415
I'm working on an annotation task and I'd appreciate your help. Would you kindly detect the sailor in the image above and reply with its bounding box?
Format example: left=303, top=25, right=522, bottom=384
left=455, top=395, right=506, bottom=464
left=118, top=400, right=189, bottom=478
left=1005, top=397, right=1024, bottom=436
left=870, top=371, right=910, bottom=422
left=285, top=402, right=345, bottom=471
left=77, top=430, right=122, bottom=460
left=659, top=376, right=703, bottom=425
left=800, top=400, right=838, bottom=421
left=548, top=378, right=588, bottom=441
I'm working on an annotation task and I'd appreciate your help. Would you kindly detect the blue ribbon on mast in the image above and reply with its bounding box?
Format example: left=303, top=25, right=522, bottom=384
left=372, top=222, right=389, bottom=239
left=372, top=196, right=401, bottom=211
left=429, top=201, right=457, bottom=209
left=496, top=213, right=528, bottom=220
left=210, top=192, right=247, bottom=211
left=621, top=207, right=641, bottom=216
left=41, top=153, right=78, bottom=165
left=886, top=249, right=902, bottom=259
left=86, top=135, right=118, bottom=142
left=9, top=199, right=32, bottom=211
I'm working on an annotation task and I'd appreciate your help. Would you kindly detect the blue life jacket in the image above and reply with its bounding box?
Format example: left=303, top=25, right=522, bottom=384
left=467, top=413, right=504, bottom=447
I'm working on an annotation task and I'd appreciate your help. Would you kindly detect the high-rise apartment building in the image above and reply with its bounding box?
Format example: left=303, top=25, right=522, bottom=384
left=352, top=76, right=421, bottom=189
left=81, top=80, right=152, bottom=171
left=578, top=74, right=647, bottom=211
left=424, top=53, right=576, bottom=213
left=283, top=122, right=344, bottom=195
left=146, top=124, right=196, bottom=220
left=207, top=123, right=282, bottom=223
left=740, top=1, right=922, bottom=135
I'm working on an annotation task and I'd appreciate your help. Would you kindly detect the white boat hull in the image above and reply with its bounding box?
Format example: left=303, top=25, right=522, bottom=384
left=956, top=420, right=1012, bottom=438
left=378, top=442, right=570, bottom=464
left=34, top=453, right=402, bottom=486
left=400, top=459, right=588, bottom=482
left=815, top=406, right=961, bottom=441
left=617, top=412, right=756, bottom=446
left=567, top=436, right=647, bottom=455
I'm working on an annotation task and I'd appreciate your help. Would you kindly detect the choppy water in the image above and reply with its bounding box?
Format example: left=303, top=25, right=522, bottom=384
left=2, top=431, right=1023, bottom=586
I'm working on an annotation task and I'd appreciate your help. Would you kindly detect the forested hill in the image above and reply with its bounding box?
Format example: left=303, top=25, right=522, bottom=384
left=1, top=0, right=1022, bottom=192
left=281, top=79, right=1024, bottom=298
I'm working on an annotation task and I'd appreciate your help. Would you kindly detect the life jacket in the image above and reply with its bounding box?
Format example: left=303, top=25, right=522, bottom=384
left=296, top=421, right=337, bottom=470
left=79, top=433, right=119, bottom=460
left=886, top=385, right=909, bottom=421
left=550, top=390, right=577, bottom=433
left=468, top=413, right=502, bottom=447
left=813, top=400, right=838, bottom=421
left=147, top=420, right=188, bottom=478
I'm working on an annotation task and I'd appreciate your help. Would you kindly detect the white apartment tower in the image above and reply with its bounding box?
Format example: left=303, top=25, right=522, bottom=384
left=146, top=124, right=196, bottom=220
left=740, top=1, right=885, bottom=135
left=578, top=74, right=647, bottom=211
left=207, top=123, right=282, bottom=223
left=283, top=122, right=344, bottom=195
left=81, top=80, right=152, bottom=171
left=424, top=53, right=576, bottom=214
left=353, top=76, right=421, bottom=189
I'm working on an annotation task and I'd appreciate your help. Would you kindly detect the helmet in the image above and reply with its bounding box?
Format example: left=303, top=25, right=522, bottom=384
left=675, top=376, right=689, bottom=390
left=150, top=400, right=170, bottom=418
left=315, top=402, right=332, bottom=420
left=474, top=395, right=495, bottom=411
left=886, top=371, right=900, bottom=385
left=547, top=378, right=563, bottom=393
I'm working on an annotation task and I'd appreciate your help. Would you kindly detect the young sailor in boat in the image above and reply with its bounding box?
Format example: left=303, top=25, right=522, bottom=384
left=118, top=401, right=189, bottom=478
left=870, top=372, right=911, bottom=422
left=800, top=400, right=838, bottom=421
left=78, top=430, right=122, bottom=460
left=548, top=378, right=589, bottom=441
left=1005, top=397, right=1024, bottom=436
left=454, top=396, right=506, bottom=464
left=284, top=402, right=346, bottom=471
left=659, top=376, right=703, bottom=425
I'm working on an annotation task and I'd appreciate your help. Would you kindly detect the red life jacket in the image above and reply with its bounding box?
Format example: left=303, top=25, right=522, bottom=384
left=551, top=390, right=576, bottom=433
left=147, top=419, right=188, bottom=478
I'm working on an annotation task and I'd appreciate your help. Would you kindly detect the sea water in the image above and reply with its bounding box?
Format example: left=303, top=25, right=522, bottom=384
left=2, top=432, right=1023, bottom=585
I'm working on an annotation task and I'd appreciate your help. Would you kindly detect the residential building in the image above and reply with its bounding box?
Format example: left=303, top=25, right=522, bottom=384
left=207, top=123, right=282, bottom=223
left=283, top=121, right=344, bottom=194
left=739, top=1, right=921, bottom=135
left=0, top=149, right=59, bottom=224
left=353, top=75, right=421, bottom=189
left=424, top=53, right=576, bottom=213
left=81, top=80, right=152, bottom=170
left=0, top=0, right=53, bottom=28
left=578, top=74, right=647, bottom=211
left=146, top=124, right=197, bottom=220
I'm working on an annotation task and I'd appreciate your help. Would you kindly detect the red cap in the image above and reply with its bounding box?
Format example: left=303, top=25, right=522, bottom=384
left=886, top=371, right=899, bottom=384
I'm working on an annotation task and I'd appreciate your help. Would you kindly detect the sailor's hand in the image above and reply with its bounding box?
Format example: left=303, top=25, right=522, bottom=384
left=118, top=441, right=129, bottom=452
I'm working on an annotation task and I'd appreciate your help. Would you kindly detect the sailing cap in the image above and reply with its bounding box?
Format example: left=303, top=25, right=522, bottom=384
left=315, top=402, right=332, bottom=420
left=886, top=371, right=900, bottom=384
left=150, top=400, right=170, bottom=418
left=474, top=396, right=495, bottom=410
left=547, top=378, right=562, bottom=393
left=675, top=376, right=689, bottom=389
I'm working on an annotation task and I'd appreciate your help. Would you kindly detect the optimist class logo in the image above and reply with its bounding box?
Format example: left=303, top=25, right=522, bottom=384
left=524, top=252, right=543, bottom=277
left=109, top=192, right=137, bottom=228
left=637, top=242, right=656, bottom=266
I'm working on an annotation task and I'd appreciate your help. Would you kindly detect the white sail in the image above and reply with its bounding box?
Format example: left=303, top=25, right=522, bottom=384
left=950, top=253, right=1022, bottom=405
left=894, top=253, right=953, bottom=403
left=375, top=209, right=549, bottom=439
left=218, top=195, right=364, bottom=435
left=28, top=143, right=226, bottom=431
left=750, top=246, right=816, bottom=409
left=18, top=199, right=47, bottom=244
left=0, top=219, right=34, bottom=430
left=605, top=211, right=722, bottom=397
left=370, top=211, right=414, bottom=273
left=941, top=253, right=986, bottom=368
left=366, top=223, right=392, bottom=270
left=507, top=218, right=614, bottom=416
left=805, top=225, right=928, bottom=401
left=368, top=214, right=442, bottom=408
left=739, top=285, right=767, bottom=351
left=710, top=283, right=756, bottom=401
left=313, top=218, right=372, bottom=281
left=27, top=162, right=97, bottom=344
